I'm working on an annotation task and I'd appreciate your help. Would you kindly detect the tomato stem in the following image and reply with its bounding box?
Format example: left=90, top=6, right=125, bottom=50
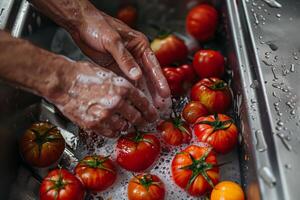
left=81, top=155, right=115, bottom=173
left=179, top=148, right=216, bottom=190
left=205, top=78, right=227, bottom=90
left=135, top=174, right=160, bottom=191
left=194, top=114, right=233, bottom=132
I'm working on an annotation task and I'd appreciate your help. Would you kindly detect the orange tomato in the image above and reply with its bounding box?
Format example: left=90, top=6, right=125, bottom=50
left=210, top=181, right=245, bottom=200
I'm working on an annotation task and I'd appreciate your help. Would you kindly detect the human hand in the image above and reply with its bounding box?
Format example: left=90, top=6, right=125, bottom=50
left=68, top=6, right=171, bottom=111
left=48, top=61, right=158, bottom=137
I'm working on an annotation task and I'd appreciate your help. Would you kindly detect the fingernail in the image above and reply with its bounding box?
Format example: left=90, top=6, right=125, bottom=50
left=129, top=67, right=141, bottom=79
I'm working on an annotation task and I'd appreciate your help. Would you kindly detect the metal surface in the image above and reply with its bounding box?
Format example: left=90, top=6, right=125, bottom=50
left=0, top=0, right=16, bottom=29
left=240, top=0, right=300, bottom=199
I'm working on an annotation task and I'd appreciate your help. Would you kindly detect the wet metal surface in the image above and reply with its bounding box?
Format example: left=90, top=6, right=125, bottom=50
left=242, top=0, right=300, bottom=199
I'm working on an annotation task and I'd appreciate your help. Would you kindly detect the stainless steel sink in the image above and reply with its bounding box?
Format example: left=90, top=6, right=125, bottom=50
left=0, top=0, right=299, bottom=199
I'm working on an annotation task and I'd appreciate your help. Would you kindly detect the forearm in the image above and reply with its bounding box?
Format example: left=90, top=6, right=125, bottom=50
left=0, top=30, right=74, bottom=99
left=28, top=0, right=98, bottom=32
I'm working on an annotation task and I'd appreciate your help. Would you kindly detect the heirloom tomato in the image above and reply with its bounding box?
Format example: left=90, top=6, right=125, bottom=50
left=40, top=169, right=84, bottom=200
left=19, top=122, right=65, bottom=168
left=194, top=114, right=238, bottom=154
left=191, top=78, right=232, bottom=113
left=182, top=101, right=209, bottom=124
left=128, top=174, right=165, bottom=200
left=171, top=145, right=219, bottom=196
left=75, top=155, right=116, bottom=192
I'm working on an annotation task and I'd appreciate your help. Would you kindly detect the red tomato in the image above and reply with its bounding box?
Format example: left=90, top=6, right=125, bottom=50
left=19, top=122, right=65, bottom=168
left=40, top=168, right=85, bottom=200
left=163, top=64, right=197, bottom=96
left=128, top=174, right=165, bottom=200
left=157, top=118, right=192, bottom=146
left=116, top=132, right=160, bottom=172
left=182, top=101, right=209, bottom=124
left=162, top=67, right=184, bottom=96
left=171, top=145, right=219, bottom=196
left=116, top=5, right=137, bottom=27
left=186, top=4, right=218, bottom=42
left=193, top=50, right=225, bottom=79
left=74, top=155, right=117, bottom=192
left=194, top=114, right=238, bottom=154
left=151, top=34, right=188, bottom=66
left=175, top=64, right=197, bottom=82
left=190, top=78, right=232, bottom=113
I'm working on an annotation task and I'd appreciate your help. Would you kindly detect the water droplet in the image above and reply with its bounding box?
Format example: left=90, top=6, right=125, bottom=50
left=290, top=64, right=295, bottom=72
left=259, top=166, right=277, bottom=187
left=286, top=101, right=294, bottom=109
left=263, top=60, right=273, bottom=66
left=262, top=0, right=282, bottom=8
left=290, top=109, right=296, bottom=115
left=277, top=133, right=292, bottom=151
left=271, top=67, right=278, bottom=79
left=277, top=120, right=284, bottom=126
left=255, top=130, right=268, bottom=152
left=284, top=163, right=292, bottom=169
left=253, top=13, right=259, bottom=25
left=267, top=42, right=278, bottom=51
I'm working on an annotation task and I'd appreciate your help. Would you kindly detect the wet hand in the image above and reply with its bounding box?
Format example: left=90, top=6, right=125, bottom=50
left=69, top=8, right=171, bottom=112
left=49, top=61, right=158, bottom=137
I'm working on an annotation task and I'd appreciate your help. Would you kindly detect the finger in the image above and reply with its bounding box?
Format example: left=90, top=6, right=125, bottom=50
left=105, top=35, right=142, bottom=80
left=109, top=114, right=128, bottom=132
left=127, top=85, right=159, bottom=122
left=117, top=100, right=146, bottom=126
left=142, top=48, right=171, bottom=98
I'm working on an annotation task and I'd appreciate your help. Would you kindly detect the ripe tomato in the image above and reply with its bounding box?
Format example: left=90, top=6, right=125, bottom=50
left=116, top=5, right=137, bottom=27
left=182, top=101, right=208, bottom=124
left=194, top=114, right=238, bottom=154
left=116, top=132, right=160, bottom=172
left=193, top=50, right=225, bottom=79
left=162, top=67, right=184, bottom=96
left=175, top=64, right=197, bottom=82
left=163, top=64, right=197, bottom=96
left=19, top=122, right=65, bottom=168
left=128, top=174, right=165, bottom=200
left=190, top=78, right=232, bottom=113
left=74, top=155, right=117, bottom=192
left=40, top=168, right=85, bottom=200
left=151, top=34, right=188, bottom=66
left=171, top=145, right=219, bottom=196
left=186, top=4, right=218, bottom=42
left=157, top=118, right=192, bottom=146
left=210, top=181, right=245, bottom=200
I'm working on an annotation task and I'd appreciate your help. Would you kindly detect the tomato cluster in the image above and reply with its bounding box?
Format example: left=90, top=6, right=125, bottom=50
left=23, top=3, right=245, bottom=200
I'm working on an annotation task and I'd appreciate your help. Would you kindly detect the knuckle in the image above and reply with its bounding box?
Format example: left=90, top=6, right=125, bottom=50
left=109, top=34, right=122, bottom=44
